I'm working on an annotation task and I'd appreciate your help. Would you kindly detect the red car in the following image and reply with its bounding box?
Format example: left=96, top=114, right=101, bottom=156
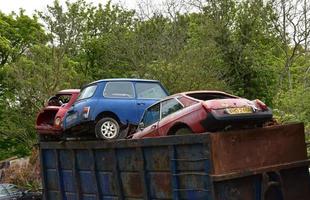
left=35, top=89, right=80, bottom=140
left=132, top=91, right=273, bottom=139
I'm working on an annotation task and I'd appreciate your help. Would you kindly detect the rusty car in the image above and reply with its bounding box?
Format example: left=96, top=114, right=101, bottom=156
left=35, top=89, right=80, bottom=141
left=132, top=90, right=273, bottom=139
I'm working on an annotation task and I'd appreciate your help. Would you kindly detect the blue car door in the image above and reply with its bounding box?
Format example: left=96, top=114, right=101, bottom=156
left=134, top=82, right=168, bottom=122
left=135, top=99, right=157, bottom=122
left=99, top=81, right=138, bottom=125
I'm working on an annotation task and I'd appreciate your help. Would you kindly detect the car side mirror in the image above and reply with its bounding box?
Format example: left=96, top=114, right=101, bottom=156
left=139, top=122, right=145, bottom=130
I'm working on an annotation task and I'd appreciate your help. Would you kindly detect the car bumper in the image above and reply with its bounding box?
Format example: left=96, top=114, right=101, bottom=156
left=200, top=110, right=273, bottom=132
left=35, top=125, right=63, bottom=135
left=64, top=121, right=94, bottom=136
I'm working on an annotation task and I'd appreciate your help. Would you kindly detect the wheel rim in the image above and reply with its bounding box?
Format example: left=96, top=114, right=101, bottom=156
left=100, top=120, right=118, bottom=139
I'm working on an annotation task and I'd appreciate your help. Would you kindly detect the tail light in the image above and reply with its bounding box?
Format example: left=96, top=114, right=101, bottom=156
left=255, top=99, right=268, bottom=111
left=202, top=103, right=212, bottom=112
left=83, top=107, right=90, bottom=119
left=54, top=117, right=62, bottom=127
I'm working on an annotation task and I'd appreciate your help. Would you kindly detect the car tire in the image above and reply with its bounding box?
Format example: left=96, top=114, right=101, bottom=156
left=175, top=127, right=192, bottom=135
left=95, top=117, right=122, bottom=140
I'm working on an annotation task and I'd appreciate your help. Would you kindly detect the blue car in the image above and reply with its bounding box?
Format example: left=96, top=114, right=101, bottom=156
left=63, top=79, right=168, bottom=140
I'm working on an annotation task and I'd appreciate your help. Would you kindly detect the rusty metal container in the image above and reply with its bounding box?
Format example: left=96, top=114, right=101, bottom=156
left=39, top=123, right=310, bottom=199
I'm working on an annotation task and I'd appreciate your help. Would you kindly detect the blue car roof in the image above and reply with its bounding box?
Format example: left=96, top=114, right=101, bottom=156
left=88, top=78, right=160, bottom=85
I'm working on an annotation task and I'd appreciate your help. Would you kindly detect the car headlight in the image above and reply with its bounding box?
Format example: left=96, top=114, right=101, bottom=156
left=54, top=117, right=62, bottom=127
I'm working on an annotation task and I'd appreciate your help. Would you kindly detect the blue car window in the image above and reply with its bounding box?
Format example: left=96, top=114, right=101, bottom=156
left=142, top=103, right=160, bottom=127
left=136, top=82, right=167, bottom=99
left=161, top=98, right=183, bottom=119
left=78, top=85, right=97, bottom=100
left=103, top=82, right=134, bottom=98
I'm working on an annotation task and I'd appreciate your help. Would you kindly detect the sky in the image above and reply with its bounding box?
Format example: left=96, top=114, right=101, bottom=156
left=0, top=0, right=139, bottom=15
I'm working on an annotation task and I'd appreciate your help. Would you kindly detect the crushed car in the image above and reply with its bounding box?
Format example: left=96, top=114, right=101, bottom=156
left=132, top=90, right=273, bottom=139
left=35, top=89, right=80, bottom=141
left=63, top=79, right=168, bottom=140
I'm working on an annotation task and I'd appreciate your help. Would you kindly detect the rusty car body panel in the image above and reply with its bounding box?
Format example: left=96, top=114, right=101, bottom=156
left=39, top=123, right=310, bottom=199
left=36, top=89, right=80, bottom=136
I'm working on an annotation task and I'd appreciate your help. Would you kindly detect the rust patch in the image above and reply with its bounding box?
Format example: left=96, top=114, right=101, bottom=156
left=209, top=123, right=307, bottom=175
left=150, top=172, right=172, bottom=198
left=121, top=172, right=143, bottom=198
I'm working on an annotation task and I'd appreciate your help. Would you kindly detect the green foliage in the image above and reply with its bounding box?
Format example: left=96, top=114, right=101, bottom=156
left=273, top=87, right=310, bottom=132
left=0, top=10, right=46, bottom=66
left=203, top=0, right=280, bottom=105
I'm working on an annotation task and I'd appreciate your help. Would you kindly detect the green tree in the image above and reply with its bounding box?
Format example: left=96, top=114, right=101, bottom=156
left=0, top=11, right=45, bottom=66
left=204, top=0, right=281, bottom=104
left=0, top=44, right=79, bottom=159
left=80, top=1, right=136, bottom=79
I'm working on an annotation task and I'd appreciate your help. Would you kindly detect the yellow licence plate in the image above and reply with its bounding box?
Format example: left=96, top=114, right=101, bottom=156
left=226, top=107, right=253, bottom=114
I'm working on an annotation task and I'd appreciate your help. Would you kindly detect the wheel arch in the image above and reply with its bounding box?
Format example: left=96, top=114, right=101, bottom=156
left=167, top=122, right=192, bottom=135
left=95, top=111, right=122, bottom=125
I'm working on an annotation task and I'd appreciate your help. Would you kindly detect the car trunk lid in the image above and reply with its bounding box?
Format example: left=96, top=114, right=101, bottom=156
left=203, top=98, right=256, bottom=111
left=36, top=106, right=59, bottom=126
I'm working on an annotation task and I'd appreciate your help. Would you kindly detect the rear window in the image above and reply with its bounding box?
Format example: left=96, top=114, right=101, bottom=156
left=48, top=94, right=72, bottom=106
left=161, top=98, right=183, bottom=118
left=104, top=82, right=134, bottom=98
left=78, top=85, right=97, bottom=100
left=136, top=82, right=167, bottom=99
left=57, top=94, right=72, bottom=104
left=186, top=93, right=236, bottom=101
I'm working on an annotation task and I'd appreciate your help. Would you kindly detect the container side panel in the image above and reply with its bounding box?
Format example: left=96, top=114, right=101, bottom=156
left=45, top=169, right=59, bottom=190
left=59, top=150, right=73, bottom=169
left=148, top=172, right=172, bottom=199
left=44, top=149, right=56, bottom=169
left=40, top=124, right=309, bottom=200
left=81, top=194, right=97, bottom=200
left=47, top=191, right=61, bottom=200
left=144, top=146, right=170, bottom=171
left=117, top=148, right=140, bottom=171
left=214, top=176, right=259, bottom=200
left=79, top=171, right=97, bottom=194
left=61, top=170, right=75, bottom=192
left=281, top=166, right=310, bottom=200
left=120, top=172, right=143, bottom=198
left=64, top=192, right=77, bottom=200
left=95, top=149, right=114, bottom=171
left=210, top=124, right=307, bottom=175
left=177, top=174, right=211, bottom=199
left=101, top=196, right=118, bottom=200
left=176, top=144, right=209, bottom=171
left=172, top=143, right=212, bottom=200
left=76, top=150, right=92, bottom=170
left=97, top=171, right=117, bottom=196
